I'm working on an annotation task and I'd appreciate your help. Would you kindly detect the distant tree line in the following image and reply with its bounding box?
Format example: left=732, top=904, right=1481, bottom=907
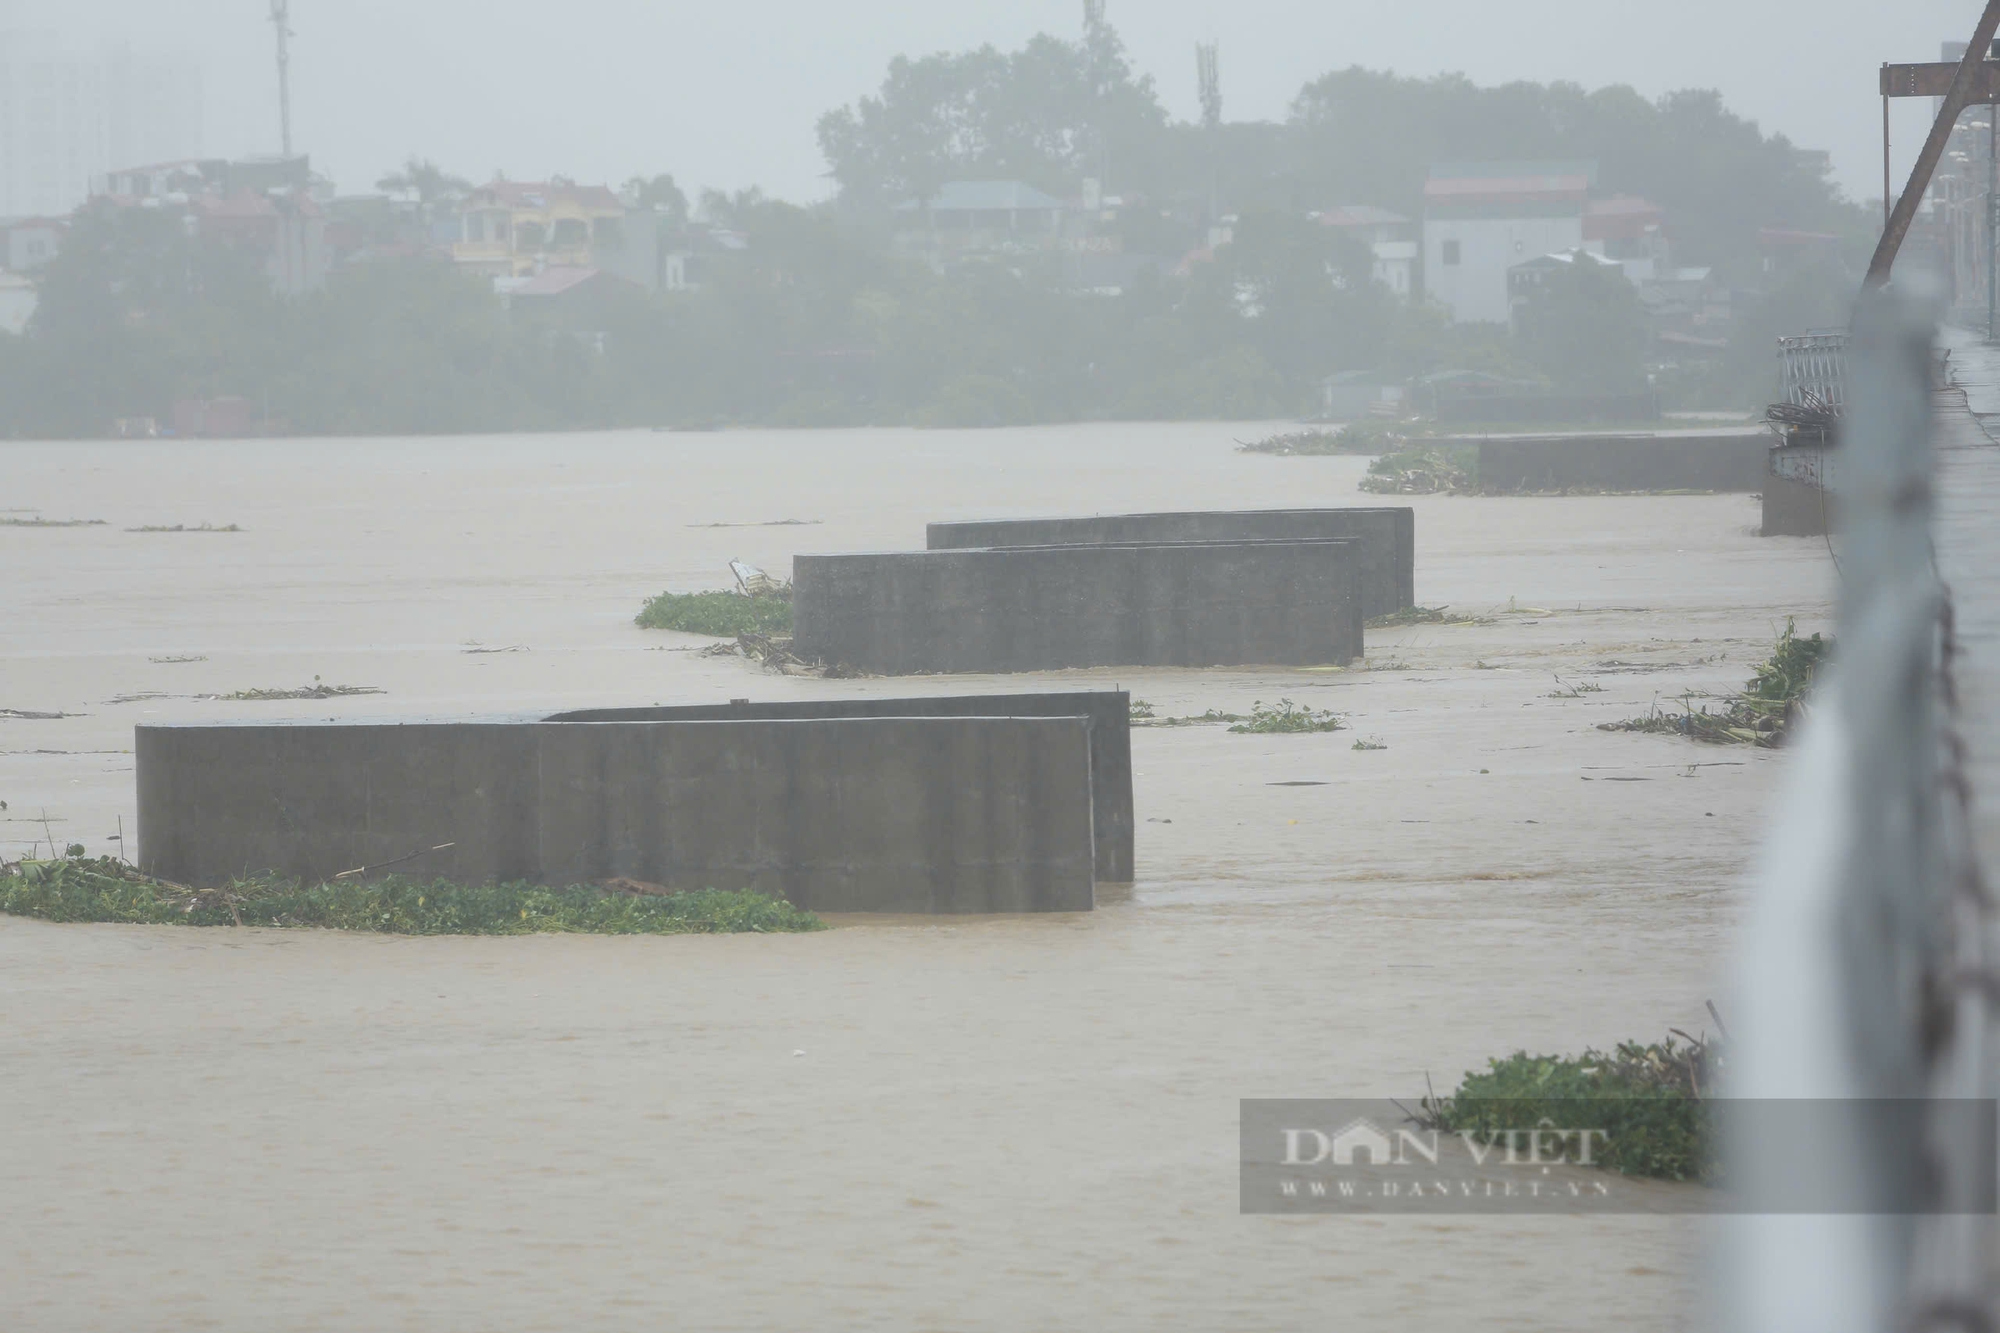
left=0, top=5, right=1870, bottom=438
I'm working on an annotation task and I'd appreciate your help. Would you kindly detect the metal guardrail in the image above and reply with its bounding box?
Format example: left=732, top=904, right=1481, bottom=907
left=1728, top=290, right=1996, bottom=1331
left=1778, top=332, right=1850, bottom=410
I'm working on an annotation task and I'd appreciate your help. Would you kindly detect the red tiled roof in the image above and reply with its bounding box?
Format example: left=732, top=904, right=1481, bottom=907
left=1583, top=195, right=1664, bottom=241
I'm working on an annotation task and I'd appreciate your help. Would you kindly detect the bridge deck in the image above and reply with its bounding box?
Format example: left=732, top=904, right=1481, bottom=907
left=1934, top=336, right=2000, bottom=872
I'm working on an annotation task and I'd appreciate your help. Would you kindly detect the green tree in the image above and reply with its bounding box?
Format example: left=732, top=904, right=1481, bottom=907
left=816, top=3, right=1165, bottom=209
left=1511, top=254, right=1651, bottom=393
left=1286, top=70, right=1871, bottom=279
left=18, top=203, right=279, bottom=434
left=623, top=173, right=690, bottom=227
left=375, top=157, right=473, bottom=225
left=1205, top=211, right=1393, bottom=389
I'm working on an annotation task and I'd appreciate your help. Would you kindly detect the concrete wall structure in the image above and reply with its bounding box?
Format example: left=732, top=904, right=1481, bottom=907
left=547, top=692, right=1133, bottom=883
left=792, top=541, right=1364, bottom=676
left=1474, top=433, right=1770, bottom=494
left=1761, top=472, right=1833, bottom=537
left=138, top=715, right=1097, bottom=913
left=925, top=509, right=1414, bottom=618
left=1762, top=440, right=1837, bottom=537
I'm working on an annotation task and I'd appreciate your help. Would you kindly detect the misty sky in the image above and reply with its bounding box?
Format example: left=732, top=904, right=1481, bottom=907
left=21, top=0, right=1986, bottom=208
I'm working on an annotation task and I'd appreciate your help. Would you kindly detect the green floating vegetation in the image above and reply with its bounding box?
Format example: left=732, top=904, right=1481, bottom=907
left=1417, top=1032, right=1721, bottom=1183
left=1, top=856, right=826, bottom=936
left=1601, top=619, right=1830, bottom=746
left=636, top=589, right=794, bottom=636
left=1240, top=420, right=1438, bottom=456
left=1129, top=700, right=1246, bottom=728
left=1228, top=698, right=1345, bottom=734
left=1359, top=445, right=1478, bottom=495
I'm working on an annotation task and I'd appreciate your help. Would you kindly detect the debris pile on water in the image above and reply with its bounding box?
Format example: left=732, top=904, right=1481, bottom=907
left=1599, top=620, right=1829, bottom=746
left=225, top=677, right=385, bottom=702
left=1359, top=446, right=1477, bottom=495
left=1228, top=699, right=1345, bottom=734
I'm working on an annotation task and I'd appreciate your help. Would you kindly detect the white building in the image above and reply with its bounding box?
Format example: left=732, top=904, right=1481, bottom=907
left=0, top=27, right=201, bottom=220
left=0, top=269, right=36, bottom=334
left=1421, top=162, right=1592, bottom=324
left=4, top=215, right=62, bottom=270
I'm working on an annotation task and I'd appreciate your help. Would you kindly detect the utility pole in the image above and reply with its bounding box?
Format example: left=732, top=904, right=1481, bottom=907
left=270, top=0, right=293, bottom=159
left=1867, top=0, right=2000, bottom=287
left=1083, top=0, right=1110, bottom=190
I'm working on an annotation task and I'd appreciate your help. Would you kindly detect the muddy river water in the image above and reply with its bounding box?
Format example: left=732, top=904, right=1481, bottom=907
left=0, top=422, right=1833, bottom=1330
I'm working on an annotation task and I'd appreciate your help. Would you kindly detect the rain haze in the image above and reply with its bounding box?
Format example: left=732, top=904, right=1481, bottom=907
left=6, top=1, right=2000, bottom=1331
left=15, top=0, right=1988, bottom=200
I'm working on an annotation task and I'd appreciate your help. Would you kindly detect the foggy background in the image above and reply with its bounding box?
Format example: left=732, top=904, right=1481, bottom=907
left=12, top=0, right=1984, bottom=207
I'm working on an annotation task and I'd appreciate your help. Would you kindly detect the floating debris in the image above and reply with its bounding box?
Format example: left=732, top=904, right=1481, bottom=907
left=0, top=517, right=107, bottom=528
left=1229, top=699, right=1345, bottom=734
left=1358, top=445, right=1476, bottom=495
left=223, top=678, right=385, bottom=702
left=125, top=523, right=243, bottom=533
left=687, top=519, right=825, bottom=528
left=148, top=654, right=207, bottom=664
left=1599, top=620, right=1829, bottom=747
left=1364, top=605, right=1481, bottom=628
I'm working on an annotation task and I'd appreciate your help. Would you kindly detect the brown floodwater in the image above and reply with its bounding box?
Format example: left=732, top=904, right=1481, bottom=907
left=0, top=422, right=1833, bottom=1330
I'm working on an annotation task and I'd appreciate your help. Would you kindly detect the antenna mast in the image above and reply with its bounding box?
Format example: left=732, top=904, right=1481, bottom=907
left=1197, top=42, right=1221, bottom=227
left=1196, top=42, right=1221, bottom=131
left=270, top=0, right=294, bottom=158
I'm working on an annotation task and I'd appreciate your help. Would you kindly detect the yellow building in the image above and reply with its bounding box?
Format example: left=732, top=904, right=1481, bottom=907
left=452, top=179, right=627, bottom=277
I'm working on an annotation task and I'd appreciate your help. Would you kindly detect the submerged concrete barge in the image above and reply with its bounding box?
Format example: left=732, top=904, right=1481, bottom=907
left=137, top=691, right=1134, bottom=913
left=925, top=508, right=1415, bottom=618
left=791, top=539, right=1365, bottom=675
